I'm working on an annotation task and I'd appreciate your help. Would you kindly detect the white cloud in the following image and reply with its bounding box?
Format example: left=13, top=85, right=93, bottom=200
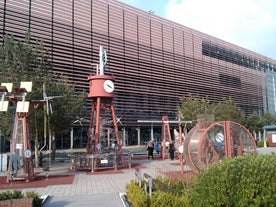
left=165, top=0, right=276, bottom=59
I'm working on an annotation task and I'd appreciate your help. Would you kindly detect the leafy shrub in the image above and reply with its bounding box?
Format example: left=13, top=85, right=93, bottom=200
left=12, top=189, right=24, bottom=199
left=0, top=190, right=24, bottom=200
left=0, top=190, right=42, bottom=207
left=26, top=191, right=43, bottom=207
left=189, top=153, right=276, bottom=207
left=126, top=180, right=150, bottom=207
left=153, top=176, right=186, bottom=196
left=151, top=192, right=190, bottom=207
left=0, top=190, right=13, bottom=200
left=126, top=176, right=191, bottom=207
left=152, top=177, right=191, bottom=207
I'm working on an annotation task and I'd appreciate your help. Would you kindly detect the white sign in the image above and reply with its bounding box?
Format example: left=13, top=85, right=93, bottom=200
left=178, top=145, right=184, bottom=153
left=101, top=159, right=108, bottom=164
left=272, top=134, right=276, bottom=143
left=16, top=101, right=30, bottom=113
left=0, top=101, right=8, bottom=112
left=16, top=144, right=23, bottom=149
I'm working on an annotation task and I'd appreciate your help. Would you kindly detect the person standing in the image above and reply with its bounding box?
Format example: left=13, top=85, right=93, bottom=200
left=147, top=139, right=154, bottom=160
left=169, top=141, right=175, bottom=160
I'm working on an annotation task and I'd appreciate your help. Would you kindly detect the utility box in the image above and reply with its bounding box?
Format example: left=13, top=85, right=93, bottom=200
left=0, top=153, right=8, bottom=172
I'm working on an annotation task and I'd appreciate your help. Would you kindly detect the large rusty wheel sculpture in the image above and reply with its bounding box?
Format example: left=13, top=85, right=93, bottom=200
left=184, top=121, right=256, bottom=172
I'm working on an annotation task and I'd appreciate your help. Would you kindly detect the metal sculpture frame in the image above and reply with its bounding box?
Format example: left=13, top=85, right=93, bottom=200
left=1, top=82, right=61, bottom=182
left=4, top=82, right=34, bottom=182
left=85, top=46, right=124, bottom=172
left=184, top=120, right=257, bottom=172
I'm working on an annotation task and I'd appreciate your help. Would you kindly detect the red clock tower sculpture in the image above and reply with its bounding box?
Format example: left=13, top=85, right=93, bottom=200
left=86, top=46, right=123, bottom=159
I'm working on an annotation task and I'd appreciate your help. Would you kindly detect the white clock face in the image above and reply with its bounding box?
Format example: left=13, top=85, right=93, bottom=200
left=103, top=80, right=114, bottom=93
left=24, top=149, right=32, bottom=158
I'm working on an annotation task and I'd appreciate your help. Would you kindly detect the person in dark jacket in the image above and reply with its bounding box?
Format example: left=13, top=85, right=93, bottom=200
left=169, top=141, right=175, bottom=160
left=10, top=153, right=20, bottom=178
left=147, top=139, right=154, bottom=160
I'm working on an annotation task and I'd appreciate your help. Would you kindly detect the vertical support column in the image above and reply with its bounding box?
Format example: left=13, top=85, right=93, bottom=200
left=11, top=113, right=19, bottom=154
left=137, top=127, right=140, bottom=146
left=225, top=121, right=232, bottom=158
left=179, top=122, right=184, bottom=174
left=150, top=123, right=154, bottom=140
left=95, top=97, right=101, bottom=153
left=86, top=101, right=96, bottom=154
left=23, top=116, right=28, bottom=152
left=111, top=101, right=125, bottom=165
left=123, top=127, right=126, bottom=146
left=161, top=120, right=165, bottom=160
left=26, top=118, right=34, bottom=180
left=22, top=116, right=29, bottom=182
left=161, top=115, right=172, bottom=160
left=111, top=101, right=121, bottom=152
left=70, top=128, right=73, bottom=150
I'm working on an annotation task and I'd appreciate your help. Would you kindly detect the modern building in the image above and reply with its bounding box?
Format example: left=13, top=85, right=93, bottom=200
left=1, top=0, right=276, bottom=147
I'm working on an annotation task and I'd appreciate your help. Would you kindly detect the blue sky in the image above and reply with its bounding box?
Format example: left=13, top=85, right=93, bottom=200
left=119, top=0, right=276, bottom=60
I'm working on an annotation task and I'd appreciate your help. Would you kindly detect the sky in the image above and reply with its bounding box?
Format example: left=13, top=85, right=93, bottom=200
left=119, top=0, right=276, bottom=60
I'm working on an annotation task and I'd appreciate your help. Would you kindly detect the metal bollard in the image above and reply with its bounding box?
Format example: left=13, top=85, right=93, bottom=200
left=91, top=154, right=95, bottom=172
left=114, top=154, right=117, bottom=171
left=134, top=168, right=142, bottom=188
left=70, top=156, right=75, bottom=171
left=128, top=151, right=132, bottom=169
left=143, top=173, right=153, bottom=197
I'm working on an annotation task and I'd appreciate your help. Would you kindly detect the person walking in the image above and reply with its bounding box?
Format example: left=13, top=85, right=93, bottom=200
left=147, top=139, right=154, bottom=160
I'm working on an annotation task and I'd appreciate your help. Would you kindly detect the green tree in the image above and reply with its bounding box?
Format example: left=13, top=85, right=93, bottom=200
left=213, top=97, right=245, bottom=124
left=260, top=112, right=276, bottom=126
left=177, top=94, right=212, bottom=128
left=0, top=34, right=85, bottom=162
left=177, top=95, right=245, bottom=128
left=40, top=76, right=86, bottom=160
left=244, top=111, right=262, bottom=133
left=0, top=34, right=49, bottom=138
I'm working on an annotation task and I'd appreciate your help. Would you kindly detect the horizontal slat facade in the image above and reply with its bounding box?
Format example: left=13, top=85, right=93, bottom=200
left=0, top=0, right=275, bottom=128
